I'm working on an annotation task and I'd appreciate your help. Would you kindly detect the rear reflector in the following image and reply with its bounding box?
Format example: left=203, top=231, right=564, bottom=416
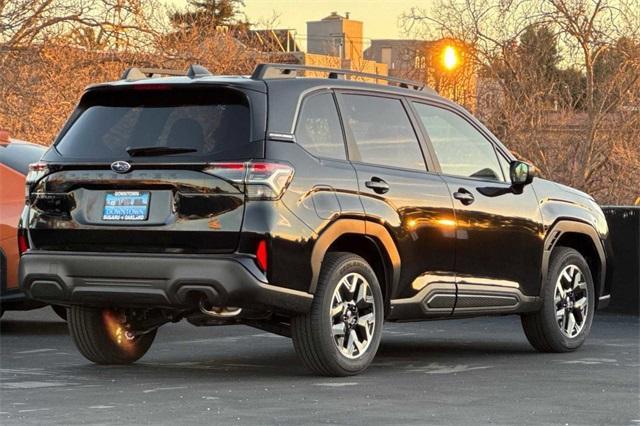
left=256, top=240, right=268, bottom=272
left=18, top=232, right=29, bottom=255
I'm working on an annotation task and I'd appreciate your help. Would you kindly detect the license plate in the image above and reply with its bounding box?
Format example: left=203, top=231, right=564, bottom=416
left=102, top=191, right=150, bottom=221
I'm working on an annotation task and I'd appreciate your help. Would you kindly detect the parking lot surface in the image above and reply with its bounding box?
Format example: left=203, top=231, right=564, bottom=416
left=1, top=308, right=638, bottom=425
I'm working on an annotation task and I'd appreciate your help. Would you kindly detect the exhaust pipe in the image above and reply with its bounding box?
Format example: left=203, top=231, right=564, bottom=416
left=198, top=298, right=242, bottom=318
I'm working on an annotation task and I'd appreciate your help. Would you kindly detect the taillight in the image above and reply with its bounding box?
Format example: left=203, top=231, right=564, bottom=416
left=203, top=162, right=246, bottom=183
left=255, top=239, right=268, bottom=272
left=25, top=162, right=49, bottom=200
left=245, top=162, right=295, bottom=200
left=203, top=161, right=294, bottom=200
left=18, top=232, right=29, bottom=255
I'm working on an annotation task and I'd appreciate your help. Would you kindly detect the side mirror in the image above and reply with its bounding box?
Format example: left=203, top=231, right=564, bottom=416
left=510, top=160, right=534, bottom=186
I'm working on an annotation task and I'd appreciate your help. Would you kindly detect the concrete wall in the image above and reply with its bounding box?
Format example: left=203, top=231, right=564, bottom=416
left=306, top=13, right=363, bottom=61
left=342, top=19, right=363, bottom=61
left=307, top=19, right=343, bottom=58
left=301, top=13, right=387, bottom=81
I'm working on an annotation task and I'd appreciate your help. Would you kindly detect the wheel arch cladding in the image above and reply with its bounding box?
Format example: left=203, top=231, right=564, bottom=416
left=309, top=219, right=401, bottom=304
left=544, top=220, right=606, bottom=306
left=326, top=235, right=391, bottom=308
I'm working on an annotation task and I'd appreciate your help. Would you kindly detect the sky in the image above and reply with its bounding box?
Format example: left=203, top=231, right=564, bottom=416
left=167, top=1, right=433, bottom=47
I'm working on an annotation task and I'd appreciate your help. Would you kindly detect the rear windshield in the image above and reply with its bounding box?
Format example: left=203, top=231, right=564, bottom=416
left=55, top=86, right=255, bottom=161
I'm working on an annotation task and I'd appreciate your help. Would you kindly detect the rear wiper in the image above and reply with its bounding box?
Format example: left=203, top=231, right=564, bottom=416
left=126, top=146, right=197, bottom=157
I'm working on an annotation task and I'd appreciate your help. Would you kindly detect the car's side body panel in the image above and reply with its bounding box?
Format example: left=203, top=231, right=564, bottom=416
left=0, top=163, right=25, bottom=291
left=437, top=173, right=545, bottom=299
left=534, top=178, right=612, bottom=305
left=349, top=162, right=456, bottom=301
left=534, top=179, right=609, bottom=239
left=261, top=79, right=612, bottom=320
left=1, top=141, right=46, bottom=309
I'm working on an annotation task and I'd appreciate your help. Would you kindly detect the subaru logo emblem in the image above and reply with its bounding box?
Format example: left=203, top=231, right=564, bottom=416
left=111, top=161, right=131, bottom=174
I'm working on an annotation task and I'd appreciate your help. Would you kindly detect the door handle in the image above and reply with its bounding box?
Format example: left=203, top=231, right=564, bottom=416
left=365, top=177, right=390, bottom=194
left=453, top=188, right=475, bottom=205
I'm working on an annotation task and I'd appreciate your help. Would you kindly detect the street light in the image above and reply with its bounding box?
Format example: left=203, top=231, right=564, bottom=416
left=442, top=45, right=458, bottom=70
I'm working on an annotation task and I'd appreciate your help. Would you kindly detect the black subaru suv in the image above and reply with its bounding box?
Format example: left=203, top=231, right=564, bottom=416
left=19, top=64, right=612, bottom=376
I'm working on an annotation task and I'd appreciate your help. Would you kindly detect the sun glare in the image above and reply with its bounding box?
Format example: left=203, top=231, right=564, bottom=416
left=442, top=45, right=458, bottom=70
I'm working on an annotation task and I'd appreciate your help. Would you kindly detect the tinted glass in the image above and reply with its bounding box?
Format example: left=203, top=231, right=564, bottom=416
left=295, top=93, right=346, bottom=160
left=341, top=94, right=426, bottom=171
left=413, top=103, right=504, bottom=181
left=55, top=87, right=253, bottom=160
left=0, top=143, right=46, bottom=174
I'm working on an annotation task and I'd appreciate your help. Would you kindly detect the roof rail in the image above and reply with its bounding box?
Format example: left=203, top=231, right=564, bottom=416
left=251, top=63, right=433, bottom=93
left=120, top=64, right=212, bottom=81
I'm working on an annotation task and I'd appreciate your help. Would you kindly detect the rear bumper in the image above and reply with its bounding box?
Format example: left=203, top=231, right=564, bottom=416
left=19, top=251, right=312, bottom=314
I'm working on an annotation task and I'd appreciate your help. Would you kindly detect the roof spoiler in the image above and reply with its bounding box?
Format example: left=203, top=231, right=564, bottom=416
left=120, top=64, right=212, bottom=81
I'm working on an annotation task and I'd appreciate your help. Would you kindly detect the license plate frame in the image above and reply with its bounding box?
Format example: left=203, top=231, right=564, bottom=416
left=102, top=191, right=151, bottom=222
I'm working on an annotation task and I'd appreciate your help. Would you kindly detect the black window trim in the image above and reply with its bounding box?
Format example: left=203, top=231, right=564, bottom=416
left=495, top=149, right=514, bottom=182
left=291, top=89, right=350, bottom=163
left=334, top=89, right=434, bottom=174
left=409, top=99, right=513, bottom=184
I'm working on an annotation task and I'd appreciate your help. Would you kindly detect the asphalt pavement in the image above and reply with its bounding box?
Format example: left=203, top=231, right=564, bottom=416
left=1, top=308, right=638, bottom=425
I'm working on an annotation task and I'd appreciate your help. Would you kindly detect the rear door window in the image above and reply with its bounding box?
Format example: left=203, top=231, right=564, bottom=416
left=55, top=87, right=254, bottom=161
left=339, top=94, right=426, bottom=172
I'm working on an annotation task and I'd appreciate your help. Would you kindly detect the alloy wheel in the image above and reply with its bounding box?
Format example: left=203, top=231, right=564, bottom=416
left=554, top=264, right=588, bottom=338
left=330, top=272, right=376, bottom=359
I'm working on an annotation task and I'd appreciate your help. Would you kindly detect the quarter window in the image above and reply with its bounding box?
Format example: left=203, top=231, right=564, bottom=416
left=413, top=103, right=504, bottom=181
left=341, top=94, right=426, bottom=171
left=295, top=93, right=346, bottom=160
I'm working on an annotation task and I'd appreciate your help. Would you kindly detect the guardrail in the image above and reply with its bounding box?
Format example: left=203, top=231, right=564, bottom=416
left=602, top=206, right=639, bottom=315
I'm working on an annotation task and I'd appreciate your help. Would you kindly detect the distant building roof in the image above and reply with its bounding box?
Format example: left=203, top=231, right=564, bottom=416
left=323, top=11, right=345, bottom=20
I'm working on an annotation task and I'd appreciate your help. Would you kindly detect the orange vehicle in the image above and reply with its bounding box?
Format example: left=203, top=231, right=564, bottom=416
left=0, top=131, right=64, bottom=318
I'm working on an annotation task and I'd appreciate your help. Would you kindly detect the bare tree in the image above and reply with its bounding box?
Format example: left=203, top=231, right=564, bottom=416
left=542, top=0, right=640, bottom=191
left=0, top=14, right=272, bottom=145
left=1, top=0, right=92, bottom=47
left=403, top=0, right=640, bottom=204
left=1, top=0, right=162, bottom=50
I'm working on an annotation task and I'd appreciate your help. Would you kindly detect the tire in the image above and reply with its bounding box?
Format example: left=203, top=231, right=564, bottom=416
left=68, top=306, right=157, bottom=364
left=521, top=247, right=595, bottom=352
left=291, top=252, right=384, bottom=376
left=51, top=305, right=68, bottom=321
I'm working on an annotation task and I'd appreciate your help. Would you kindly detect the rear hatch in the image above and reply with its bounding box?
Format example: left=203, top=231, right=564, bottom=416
left=26, top=83, right=266, bottom=254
